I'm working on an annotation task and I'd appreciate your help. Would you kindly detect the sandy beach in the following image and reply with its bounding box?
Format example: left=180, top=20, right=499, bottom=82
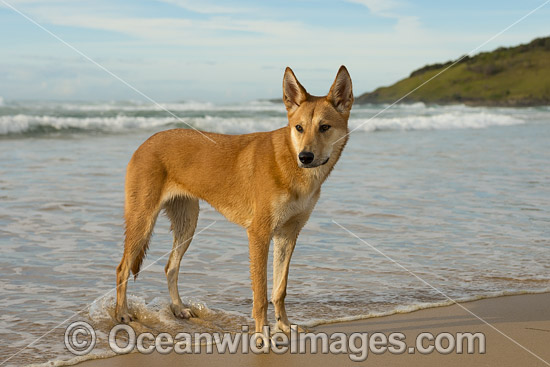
left=76, top=293, right=550, bottom=367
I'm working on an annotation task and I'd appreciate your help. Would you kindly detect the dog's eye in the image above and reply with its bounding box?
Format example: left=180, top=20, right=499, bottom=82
left=320, top=124, right=331, bottom=132
left=295, top=125, right=303, bottom=133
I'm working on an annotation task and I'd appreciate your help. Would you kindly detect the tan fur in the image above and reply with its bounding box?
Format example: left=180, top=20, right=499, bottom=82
left=115, top=66, right=354, bottom=336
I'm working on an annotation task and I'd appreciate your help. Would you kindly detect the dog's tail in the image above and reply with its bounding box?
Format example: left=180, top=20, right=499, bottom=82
left=121, top=154, right=165, bottom=279
left=130, top=238, right=149, bottom=279
left=131, top=247, right=147, bottom=279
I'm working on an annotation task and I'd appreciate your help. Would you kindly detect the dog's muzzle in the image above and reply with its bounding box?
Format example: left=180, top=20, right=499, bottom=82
left=298, top=155, right=330, bottom=168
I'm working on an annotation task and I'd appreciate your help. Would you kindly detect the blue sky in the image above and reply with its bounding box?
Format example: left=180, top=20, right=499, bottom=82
left=0, top=0, right=548, bottom=103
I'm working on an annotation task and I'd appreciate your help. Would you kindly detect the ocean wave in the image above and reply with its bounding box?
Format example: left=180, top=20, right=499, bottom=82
left=0, top=114, right=286, bottom=135
left=4, top=100, right=285, bottom=113
left=0, top=114, right=176, bottom=135
left=350, top=111, right=525, bottom=132
left=0, top=106, right=533, bottom=137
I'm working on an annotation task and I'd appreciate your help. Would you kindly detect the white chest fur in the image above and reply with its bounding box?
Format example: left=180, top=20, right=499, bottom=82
left=272, top=188, right=319, bottom=231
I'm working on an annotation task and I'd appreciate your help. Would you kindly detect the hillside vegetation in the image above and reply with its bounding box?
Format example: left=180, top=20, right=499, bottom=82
left=356, top=36, right=550, bottom=106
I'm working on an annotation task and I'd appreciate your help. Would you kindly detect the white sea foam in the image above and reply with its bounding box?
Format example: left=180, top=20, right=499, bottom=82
left=0, top=114, right=288, bottom=135
left=88, top=293, right=213, bottom=328
left=349, top=111, right=525, bottom=132
left=0, top=110, right=528, bottom=136
left=0, top=114, right=174, bottom=135
left=302, top=288, right=550, bottom=327
left=27, top=351, right=119, bottom=367
left=13, top=100, right=285, bottom=113
left=0, top=100, right=540, bottom=136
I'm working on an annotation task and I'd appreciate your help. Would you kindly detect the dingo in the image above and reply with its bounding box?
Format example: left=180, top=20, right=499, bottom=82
left=115, top=66, right=353, bottom=338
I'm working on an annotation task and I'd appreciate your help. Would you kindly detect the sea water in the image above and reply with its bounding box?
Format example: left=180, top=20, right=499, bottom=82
left=0, top=100, right=549, bottom=365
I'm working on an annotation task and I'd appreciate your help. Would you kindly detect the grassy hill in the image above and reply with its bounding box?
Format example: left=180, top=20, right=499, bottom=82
left=356, top=36, right=550, bottom=106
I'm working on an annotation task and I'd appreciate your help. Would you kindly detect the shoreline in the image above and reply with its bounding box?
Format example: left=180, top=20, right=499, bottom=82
left=73, top=292, right=550, bottom=367
left=356, top=99, right=550, bottom=109
left=353, top=99, right=550, bottom=107
left=269, top=97, right=550, bottom=107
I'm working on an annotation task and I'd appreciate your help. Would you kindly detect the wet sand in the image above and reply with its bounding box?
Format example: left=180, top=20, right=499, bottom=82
left=77, top=293, right=550, bottom=367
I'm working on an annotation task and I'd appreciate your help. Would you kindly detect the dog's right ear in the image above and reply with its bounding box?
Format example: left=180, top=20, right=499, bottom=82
left=283, top=67, right=307, bottom=113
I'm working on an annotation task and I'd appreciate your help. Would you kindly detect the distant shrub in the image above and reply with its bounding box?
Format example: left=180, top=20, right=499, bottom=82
left=519, top=36, right=550, bottom=51
left=467, top=63, right=503, bottom=75
left=409, top=61, right=453, bottom=77
left=485, top=64, right=503, bottom=75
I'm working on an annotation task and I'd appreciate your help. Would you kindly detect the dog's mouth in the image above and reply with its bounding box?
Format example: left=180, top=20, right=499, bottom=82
left=300, top=157, right=330, bottom=169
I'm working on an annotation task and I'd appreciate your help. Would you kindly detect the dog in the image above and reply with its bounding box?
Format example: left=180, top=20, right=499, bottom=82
left=115, top=66, right=354, bottom=338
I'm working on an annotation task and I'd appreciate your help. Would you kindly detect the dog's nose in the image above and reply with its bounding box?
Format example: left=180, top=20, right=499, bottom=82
left=299, top=151, right=315, bottom=165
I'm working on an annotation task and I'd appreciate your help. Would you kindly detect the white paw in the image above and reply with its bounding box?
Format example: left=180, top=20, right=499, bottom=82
left=170, top=303, right=195, bottom=319
left=277, top=322, right=307, bottom=334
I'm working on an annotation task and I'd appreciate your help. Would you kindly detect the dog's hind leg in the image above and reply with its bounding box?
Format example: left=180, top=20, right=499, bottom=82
left=115, top=204, right=161, bottom=323
left=164, top=196, right=199, bottom=319
left=115, top=166, right=164, bottom=323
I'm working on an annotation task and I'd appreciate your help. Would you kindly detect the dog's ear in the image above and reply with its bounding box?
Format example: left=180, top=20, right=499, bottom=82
left=283, top=67, right=307, bottom=113
left=327, top=65, right=353, bottom=114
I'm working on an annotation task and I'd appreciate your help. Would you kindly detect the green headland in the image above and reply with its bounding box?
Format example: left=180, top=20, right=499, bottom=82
left=356, top=36, right=550, bottom=107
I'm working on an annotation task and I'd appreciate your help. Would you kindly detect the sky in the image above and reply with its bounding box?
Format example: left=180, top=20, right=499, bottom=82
left=0, top=0, right=549, bottom=103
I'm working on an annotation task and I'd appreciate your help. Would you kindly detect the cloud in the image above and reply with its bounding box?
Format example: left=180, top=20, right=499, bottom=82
left=3, top=0, right=427, bottom=57
left=0, top=0, right=77, bottom=8
left=345, top=0, right=422, bottom=34
left=156, top=0, right=252, bottom=14
left=5, top=0, right=533, bottom=102
left=35, top=12, right=309, bottom=48
left=346, top=0, right=403, bottom=17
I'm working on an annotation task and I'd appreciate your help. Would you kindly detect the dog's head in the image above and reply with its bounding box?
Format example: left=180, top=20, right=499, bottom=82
left=283, top=66, right=353, bottom=169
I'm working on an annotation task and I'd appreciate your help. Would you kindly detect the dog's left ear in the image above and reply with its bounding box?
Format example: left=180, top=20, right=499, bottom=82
left=327, top=65, right=353, bottom=114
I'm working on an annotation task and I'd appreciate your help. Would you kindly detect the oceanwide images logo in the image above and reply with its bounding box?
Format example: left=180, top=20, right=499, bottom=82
left=64, top=321, right=486, bottom=361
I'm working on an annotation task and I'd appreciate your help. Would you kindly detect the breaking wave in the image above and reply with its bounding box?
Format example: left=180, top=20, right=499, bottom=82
left=0, top=100, right=540, bottom=137
left=350, top=111, right=525, bottom=132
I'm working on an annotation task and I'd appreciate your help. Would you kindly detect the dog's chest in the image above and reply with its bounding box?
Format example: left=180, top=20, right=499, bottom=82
left=272, top=189, right=318, bottom=228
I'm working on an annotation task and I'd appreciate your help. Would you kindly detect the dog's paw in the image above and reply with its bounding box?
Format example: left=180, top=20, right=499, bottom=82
left=116, top=311, right=134, bottom=324
left=170, top=303, right=195, bottom=319
left=253, top=333, right=270, bottom=350
left=256, top=338, right=264, bottom=349
left=277, top=322, right=308, bottom=334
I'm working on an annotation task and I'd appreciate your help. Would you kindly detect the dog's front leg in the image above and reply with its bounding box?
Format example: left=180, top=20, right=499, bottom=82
left=271, top=229, right=296, bottom=333
left=247, top=227, right=271, bottom=344
left=271, top=212, right=312, bottom=333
